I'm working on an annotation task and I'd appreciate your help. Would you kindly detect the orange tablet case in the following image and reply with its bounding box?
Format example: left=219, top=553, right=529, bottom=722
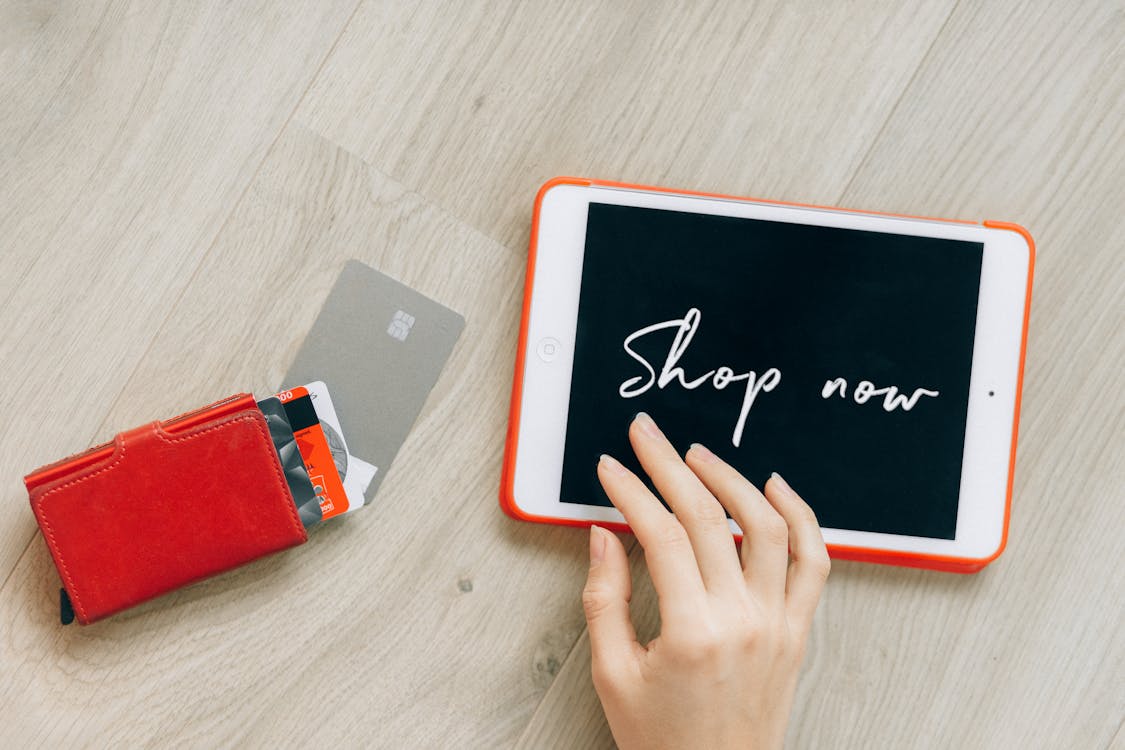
left=499, top=177, right=1035, bottom=574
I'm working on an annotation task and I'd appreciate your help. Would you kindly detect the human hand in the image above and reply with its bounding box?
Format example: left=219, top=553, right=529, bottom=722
left=582, top=412, right=830, bottom=750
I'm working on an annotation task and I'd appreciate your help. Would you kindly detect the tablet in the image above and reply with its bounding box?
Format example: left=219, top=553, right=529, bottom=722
left=501, top=177, right=1033, bottom=573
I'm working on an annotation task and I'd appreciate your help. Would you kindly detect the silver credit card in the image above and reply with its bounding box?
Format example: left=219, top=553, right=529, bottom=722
left=283, top=260, right=465, bottom=501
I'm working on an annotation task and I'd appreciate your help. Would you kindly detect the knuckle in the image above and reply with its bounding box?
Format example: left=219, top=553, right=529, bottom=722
left=655, top=521, right=690, bottom=549
left=762, top=515, right=790, bottom=546
left=735, top=621, right=762, bottom=650
left=590, top=659, right=622, bottom=694
left=807, top=554, right=832, bottom=582
left=581, top=586, right=611, bottom=618
left=650, top=452, right=683, bottom=475
left=669, top=626, right=723, bottom=666
left=733, top=608, right=773, bottom=647
left=798, top=503, right=821, bottom=527
left=688, top=496, right=728, bottom=526
left=697, top=632, right=723, bottom=659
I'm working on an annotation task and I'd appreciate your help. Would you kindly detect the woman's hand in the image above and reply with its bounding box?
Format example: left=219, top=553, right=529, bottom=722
left=582, top=412, right=830, bottom=750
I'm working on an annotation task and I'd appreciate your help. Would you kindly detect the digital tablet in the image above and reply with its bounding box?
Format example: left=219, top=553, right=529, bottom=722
left=500, top=178, right=1033, bottom=572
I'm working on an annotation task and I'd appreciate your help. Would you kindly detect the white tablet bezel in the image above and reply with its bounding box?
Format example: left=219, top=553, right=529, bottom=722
left=510, top=182, right=1030, bottom=560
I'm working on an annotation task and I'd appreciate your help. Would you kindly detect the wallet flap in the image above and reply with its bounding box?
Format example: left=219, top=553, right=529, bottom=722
left=27, top=396, right=307, bottom=624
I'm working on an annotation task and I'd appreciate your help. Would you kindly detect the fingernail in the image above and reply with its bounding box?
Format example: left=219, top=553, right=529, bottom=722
left=771, top=471, right=793, bottom=493
left=599, top=454, right=628, bottom=475
left=688, top=442, right=717, bottom=462
left=633, top=411, right=662, bottom=438
left=589, top=525, right=606, bottom=564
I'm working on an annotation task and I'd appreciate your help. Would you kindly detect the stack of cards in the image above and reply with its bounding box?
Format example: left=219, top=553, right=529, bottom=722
left=258, top=381, right=377, bottom=527
left=260, top=260, right=466, bottom=527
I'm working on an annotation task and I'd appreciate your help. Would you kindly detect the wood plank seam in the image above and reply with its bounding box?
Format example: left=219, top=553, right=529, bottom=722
left=512, top=4, right=968, bottom=735
left=0, top=0, right=366, bottom=597
left=833, top=0, right=963, bottom=206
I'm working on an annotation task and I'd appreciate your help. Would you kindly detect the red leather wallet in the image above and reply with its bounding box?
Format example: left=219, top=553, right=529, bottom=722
left=25, top=394, right=308, bottom=625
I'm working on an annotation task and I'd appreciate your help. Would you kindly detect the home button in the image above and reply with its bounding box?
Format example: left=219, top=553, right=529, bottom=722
left=536, top=337, right=561, bottom=362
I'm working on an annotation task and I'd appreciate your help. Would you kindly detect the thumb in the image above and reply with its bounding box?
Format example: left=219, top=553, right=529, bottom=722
left=582, top=526, right=638, bottom=670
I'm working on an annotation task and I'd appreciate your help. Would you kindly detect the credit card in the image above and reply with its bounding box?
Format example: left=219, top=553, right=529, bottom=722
left=283, top=261, right=464, bottom=502
left=301, top=381, right=377, bottom=513
left=257, top=396, right=322, bottom=528
left=277, top=386, right=351, bottom=520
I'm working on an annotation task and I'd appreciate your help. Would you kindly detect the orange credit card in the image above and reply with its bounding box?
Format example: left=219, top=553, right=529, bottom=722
left=277, top=386, right=350, bottom=519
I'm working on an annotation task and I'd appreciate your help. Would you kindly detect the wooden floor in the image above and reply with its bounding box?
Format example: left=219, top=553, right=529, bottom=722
left=1, top=2, right=1122, bottom=747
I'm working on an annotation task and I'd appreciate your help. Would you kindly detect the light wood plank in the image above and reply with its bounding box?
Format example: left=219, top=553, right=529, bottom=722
left=0, top=0, right=358, bottom=581
left=518, top=3, right=1125, bottom=749
left=1, top=2, right=1121, bottom=748
left=516, top=537, right=656, bottom=749
left=296, top=0, right=958, bottom=249
left=1109, top=719, right=1125, bottom=750
left=799, top=2, right=1125, bottom=748
left=0, top=123, right=589, bottom=748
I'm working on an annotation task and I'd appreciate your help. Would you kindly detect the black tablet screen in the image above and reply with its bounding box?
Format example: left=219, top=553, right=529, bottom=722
left=559, top=202, right=983, bottom=540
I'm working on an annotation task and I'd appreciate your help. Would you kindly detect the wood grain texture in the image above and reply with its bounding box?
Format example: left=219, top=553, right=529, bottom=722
left=0, top=122, right=592, bottom=748
left=1, top=0, right=1122, bottom=747
left=810, top=3, right=1125, bottom=748
left=295, top=0, right=958, bottom=246
left=515, top=537, right=657, bottom=749
left=0, top=0, right=358, bottom=582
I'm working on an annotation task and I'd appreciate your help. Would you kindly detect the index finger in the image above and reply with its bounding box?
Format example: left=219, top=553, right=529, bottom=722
left=597, top=454, right=707, bottom=624
left=629, top=414, right=743, bottom=593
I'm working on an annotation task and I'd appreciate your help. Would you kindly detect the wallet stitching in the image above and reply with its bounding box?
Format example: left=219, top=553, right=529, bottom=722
left=152, top=414, right=305, bottom=538
left=34, top=412, right=304, bottom=624
left=32, top=440, right=128, bottom=624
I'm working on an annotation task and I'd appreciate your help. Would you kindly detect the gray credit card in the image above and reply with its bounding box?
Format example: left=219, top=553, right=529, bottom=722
left=283, top=260, right=465, bottom=501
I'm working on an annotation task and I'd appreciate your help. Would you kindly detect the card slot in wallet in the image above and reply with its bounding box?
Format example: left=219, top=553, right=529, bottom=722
left=25, top=394, right=308, bottom=625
